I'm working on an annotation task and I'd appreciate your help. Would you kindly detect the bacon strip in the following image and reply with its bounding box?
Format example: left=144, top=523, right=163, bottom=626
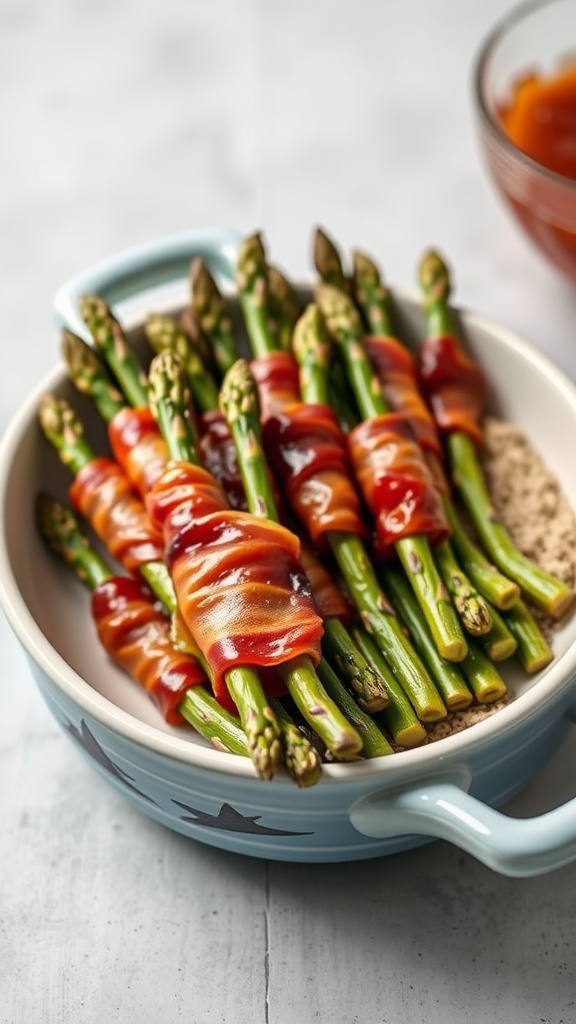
left=250, top=351, right=301, bottom=420
left=348, top=412, right=449, bottom=558
left=263, top=402, right=368, bottom=550
left=418, top=334, right=486, bottom=447
left=108, top=406, right=169, bottom=499
left=364, top=335, right=443, bottom=458
left=69, top=457, right=164, bottom=575
left=91, top=576, right=207, bottom=724
left=146, top=461, right=324, bottom=710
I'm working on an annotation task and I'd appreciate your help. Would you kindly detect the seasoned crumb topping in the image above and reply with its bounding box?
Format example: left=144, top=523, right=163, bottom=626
left=424, top=416, right=576, bottom=745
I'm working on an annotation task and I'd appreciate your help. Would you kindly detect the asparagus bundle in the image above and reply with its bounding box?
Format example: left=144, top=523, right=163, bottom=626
left=314, top=228, right=555, bottom=675
left=36, top=493, right=249, bottom=754
left=235, top=232, right=449, bottom=722
left=145, top=349, right=364, bottom=764
left=417, top=249, right=574, bottom=621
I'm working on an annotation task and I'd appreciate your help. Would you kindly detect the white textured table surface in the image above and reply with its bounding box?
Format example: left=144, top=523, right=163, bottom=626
left=2, top=2, right=576, bottom=1022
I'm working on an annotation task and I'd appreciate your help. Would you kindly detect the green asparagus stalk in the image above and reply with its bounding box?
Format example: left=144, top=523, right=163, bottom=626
left=268, top=698, right=324, bottom=786
left=380, top=565, right=475, bottom=710
left=218, top=356, right=364, bottom=759
left=61, top=329, right=127, bottom=423
left=315, top=282, right=468, bottom=663
left=145, top=312, right=220, bottom=413
left=350, top=249, right=392, bottom=337
left=314, top=659, right=395, bottom=757
left=236, top=239, right=446, bottom=722
left=478, top=604, right=518, bottom=662
left=190, top=256, right=238, bottom=377
left=267, top=264, right=301, bottom=351
left=79, top=295, right=149, bottom=409
left=313, top=226, right=350, bottom=292
left=349, top=628, right=427, bottom=748
left=503, top=601, right=554, bottom=673
left=418, top=250, right=575, bottom=621
left=35, top=493, right=250, bottom=756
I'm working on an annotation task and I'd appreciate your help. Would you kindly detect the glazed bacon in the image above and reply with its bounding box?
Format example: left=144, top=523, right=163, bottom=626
left=108, top=406, right=169, bottom=499
left=91, top=576, right=206, bottom=725
left=263, top=402, right=369, bottom=550
left=298, top=536, right=353, bottom=623
left=198, top=409, right=250, bottom=511
left=197, top=408, right=354, bottom=624
left=348, top=412, right=450, bottom=558
left=363, top=334, right=449, bottom=495
left=364, top=335, right=443, bottom=460
left=69, top=457, right=164, bottom=575
left=250, top=351, right=301, bottom=419
left=146, top=461, right=324, bottom=710
left=418, top=333, right=486, bottom=447
left=252, top=350, right=368, bottom=551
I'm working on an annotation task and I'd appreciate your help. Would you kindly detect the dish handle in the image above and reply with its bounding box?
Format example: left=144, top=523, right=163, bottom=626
left=52, top=227, right=241, bottom=338
left=350, top=755, right=576, bottom=878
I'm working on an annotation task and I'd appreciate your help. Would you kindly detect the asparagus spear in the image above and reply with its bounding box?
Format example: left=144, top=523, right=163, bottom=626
left=218, top=356, right=365, bottom=759
left=268, top=698, right=324, bottom=786
left=314, top=282, right=468, bottom=662
left=349, top=628, right=427, bottom=748
left=190, top=257, right=238, bottom=377
left=61, top=328, right=127, bottom=423
left=236, top=237, right=447, bottom=722
left=313, top=226, right=350, bottom=293
left=350, top=249, right=392, bottom=337
left=145, top=313, right=220, bottom=413
left=79, top=295, right=149, bottom=409
left=36, top=493, right=250, bottom=756
left=267, top=264, right=301, bottom=351
left=418, top=250, right=575, bottom=620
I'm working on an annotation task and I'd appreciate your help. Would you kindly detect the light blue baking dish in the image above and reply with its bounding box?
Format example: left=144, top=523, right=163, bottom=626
left=2, top=227, right=576, bottom=877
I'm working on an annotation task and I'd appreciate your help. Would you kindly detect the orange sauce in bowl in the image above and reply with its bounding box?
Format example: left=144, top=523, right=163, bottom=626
left=500, top=63, right=576, bottom=179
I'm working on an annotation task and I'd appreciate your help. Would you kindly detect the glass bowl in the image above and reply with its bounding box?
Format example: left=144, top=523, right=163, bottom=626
left=473, top=0, right=576, bottom=281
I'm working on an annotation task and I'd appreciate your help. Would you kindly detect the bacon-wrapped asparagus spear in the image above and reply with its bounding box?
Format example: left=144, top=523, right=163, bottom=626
left=236, top=234, right=447, bottom=722
left=61, top=328, right=170, bottom=501
left=346, top=246, right=519, bottom=612
left=38, top=391, right=288, bottom=779
left=291, top=304, right=476, bottom=711
left=35, top=493, right=249, bottom=753
left=348, top=248, right=555, bottom=672
left=219, top=359, right=395, bottom=756
left=146, top=350, right=363, bottom=762
left=418, top=250, right=574, bottom=621
left=38, top=394, right=174, bottom=609
left=314, top=280, right=468, bottom=663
